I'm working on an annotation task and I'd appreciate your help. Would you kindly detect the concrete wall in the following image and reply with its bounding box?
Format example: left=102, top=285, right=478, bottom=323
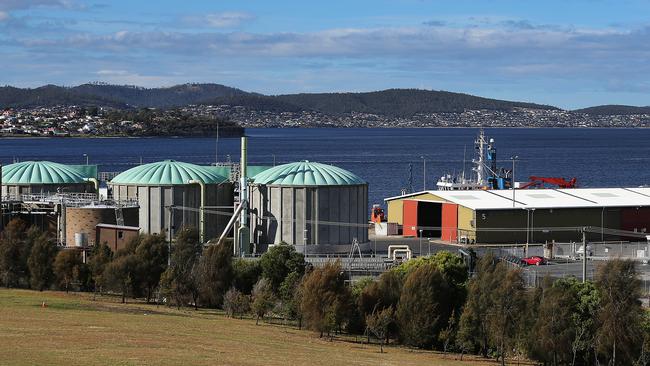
left=110, top=182, right=234, bottom=241
left=65, top=206, right=138, bottom=247
left=2, top=183, right=94, bottom=198
left=249, top=184, right=368, bottom=247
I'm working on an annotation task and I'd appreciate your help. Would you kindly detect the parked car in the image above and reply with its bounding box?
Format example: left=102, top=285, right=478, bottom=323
left=520, top=256, right=546, bottom=266
left=576, top=245, right=593, bottom=256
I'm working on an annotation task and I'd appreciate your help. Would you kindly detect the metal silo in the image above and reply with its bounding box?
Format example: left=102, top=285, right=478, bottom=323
left=108, top=160, right=233, bottom=242
left=249, top=161, right=368, bottom=252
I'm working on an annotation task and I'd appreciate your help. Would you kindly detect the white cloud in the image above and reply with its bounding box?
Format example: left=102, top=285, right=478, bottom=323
left=184, top=11, right=255, bottom=28
left=94, top=69, right=182, bottom=87
left=0, top=0, right=73, bottom=11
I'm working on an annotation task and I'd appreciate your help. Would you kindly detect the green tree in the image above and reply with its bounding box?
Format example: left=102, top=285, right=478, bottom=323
left=135, top=234, right=168, bottom=302
left=530, top=283, right=576, bottom=365
left=260, top=243, right=306, bottom=291
left=27, top=234, right=58, bottom=291
left=300, top=262, right=351, bottom=338
left=197, top=242, right=233, bottom=307
left=596, top=259, right=643, bottom=366
left=223, top=287, right=250, bottom=318
left=396, top=263, right=454, bottom=348
left=366, top=307, right=394, bottom=353
left=457, top=253, right=499, bottom=357
left=53, top=250, right=84, bottom=292
left=88, top=243, right=113, bottom=297
left=251, top=277, right=276, bottom=325
left=553, top=277, right=601, bottom=365
left=104, top=254, right=139, bottom=303
left=278, top=270, right=303, bottom=327
left=486, top=267, right=527, bottom=366
left=232, top=258, right=262, bottom=294
left=160, top=228, right=202, bottom=309
left=0, top=218, right=29, bottom=287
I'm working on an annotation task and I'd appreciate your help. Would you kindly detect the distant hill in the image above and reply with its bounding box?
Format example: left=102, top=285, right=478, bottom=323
left=1, top=83, right=558, bottom=117
left=0, top=85, right=127, bottom=108
left=0, top=83, right=248, bottom=109
left=273, top=89, right=557, bottom=117
left=573, top=105, right=650, bottom=115
left=72, top=83, right=247, bottom=108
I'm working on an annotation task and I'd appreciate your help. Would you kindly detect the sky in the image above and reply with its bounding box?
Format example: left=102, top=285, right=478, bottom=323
left=1, top=0, right=650, bottom=109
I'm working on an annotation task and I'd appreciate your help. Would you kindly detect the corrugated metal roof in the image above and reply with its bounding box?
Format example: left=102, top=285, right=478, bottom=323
left=252, top=161, right=365, bottom=186
left=385, top=187, right=650, bottom=210
left=110, top=160, right=228, bottom=186
left=2, top=161, right=90, bottom=185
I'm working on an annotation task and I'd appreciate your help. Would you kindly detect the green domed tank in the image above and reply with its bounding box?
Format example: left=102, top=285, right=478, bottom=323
left=109, top=160, right=233, bottom=241
left=249, top=161, right=368, bottom=251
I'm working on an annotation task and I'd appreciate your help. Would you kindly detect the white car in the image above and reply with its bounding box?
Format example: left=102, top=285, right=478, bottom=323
left=576, top=245, right=593, bottom=256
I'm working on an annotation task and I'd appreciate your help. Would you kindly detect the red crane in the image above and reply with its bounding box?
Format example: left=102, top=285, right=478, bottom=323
left=519, top=176, right=578, bottom=189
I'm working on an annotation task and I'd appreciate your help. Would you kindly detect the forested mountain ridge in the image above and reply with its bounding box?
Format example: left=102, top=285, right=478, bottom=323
left=2, top=83, right=648, bottom=118
left=0, top=83, right=556, bottom=117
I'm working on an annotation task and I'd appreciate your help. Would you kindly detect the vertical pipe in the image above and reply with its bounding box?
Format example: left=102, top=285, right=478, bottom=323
left=239, top=136, right=250, bottom=255
left=188, top=180, right=205, bottom=243
left=582, top=228, right=587, bottom=283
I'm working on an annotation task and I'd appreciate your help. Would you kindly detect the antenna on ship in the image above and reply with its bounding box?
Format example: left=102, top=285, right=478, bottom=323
left=215, top=122, right=219, bottom=165
left=462, top=144, right=467, bottom=182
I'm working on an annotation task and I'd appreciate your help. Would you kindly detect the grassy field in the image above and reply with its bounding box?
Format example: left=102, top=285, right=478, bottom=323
left=0, top=289, right=506, bottom=366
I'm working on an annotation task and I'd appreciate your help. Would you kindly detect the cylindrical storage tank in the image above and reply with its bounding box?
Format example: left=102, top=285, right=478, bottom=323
left=65, top=205, right=139, bottom=247
left=108, top=160, right=233, bottom=241
left=74, top=233, right=87, bottom=247
left=1, top=161, right=95, bottom=198
left=249, top=161, right=368, bottom=251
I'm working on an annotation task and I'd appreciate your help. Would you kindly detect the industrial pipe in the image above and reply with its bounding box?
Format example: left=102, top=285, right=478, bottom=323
left=188, top=179, right=206, bottom=243
left=238, top=136, right=250, bottom=255
left=85, top=178, right=99, bottom=192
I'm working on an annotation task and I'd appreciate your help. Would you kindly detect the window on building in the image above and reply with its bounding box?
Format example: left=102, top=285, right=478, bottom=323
left=118, top=231, right=123, bottom=239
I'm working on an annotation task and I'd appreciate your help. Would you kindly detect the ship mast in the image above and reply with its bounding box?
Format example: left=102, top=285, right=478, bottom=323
left=474, top=129, right=486, bottom=186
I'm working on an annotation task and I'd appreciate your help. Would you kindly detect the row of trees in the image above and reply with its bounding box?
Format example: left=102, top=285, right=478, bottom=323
left=1, top=218, right=648, bottom=365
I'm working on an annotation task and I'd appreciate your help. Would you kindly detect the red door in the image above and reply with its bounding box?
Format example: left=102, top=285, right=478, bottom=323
left=403, top=200, right=418, bottom=237
left=441, top=203, right=458, bottom=242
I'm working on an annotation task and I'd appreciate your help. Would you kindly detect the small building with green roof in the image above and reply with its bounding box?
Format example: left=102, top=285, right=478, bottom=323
left=249, top=161, right=368, bottom=250
left=109, top=160, right=233, bottom=241
left=2, top=161, right=97, bottom=198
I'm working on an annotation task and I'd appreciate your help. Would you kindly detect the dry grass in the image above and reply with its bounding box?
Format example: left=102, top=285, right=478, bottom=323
left=0, top=289, right=504, bottom=366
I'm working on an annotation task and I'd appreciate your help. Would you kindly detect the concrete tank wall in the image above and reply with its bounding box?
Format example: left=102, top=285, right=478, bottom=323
left=249, top=184, right=368, bottom=247
left=2, top=183, right=95, bottom=198
left=65, top=206, right=138, bottom=247
left=110, top=182, right=234, bottom=241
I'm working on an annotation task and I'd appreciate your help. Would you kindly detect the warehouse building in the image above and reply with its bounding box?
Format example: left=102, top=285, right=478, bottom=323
left=249, top=161, right=368, bottom=251
left=385, top=188, right=650, bottom=244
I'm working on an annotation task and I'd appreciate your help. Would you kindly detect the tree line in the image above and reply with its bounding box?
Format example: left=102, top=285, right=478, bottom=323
left=0, top=217, right=648, bottom=365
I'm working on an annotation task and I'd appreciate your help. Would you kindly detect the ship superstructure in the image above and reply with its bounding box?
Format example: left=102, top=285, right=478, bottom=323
left=436, top=130, right=513, bottom=191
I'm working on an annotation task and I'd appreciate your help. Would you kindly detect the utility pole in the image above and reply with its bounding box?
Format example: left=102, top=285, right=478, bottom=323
left=510, top=156, right=518, bottom=207
left=167, top=205, right=174, bottom=266
left=420, top=156, right=426, bottom=191
left=582, top=228, right=587, bottom=283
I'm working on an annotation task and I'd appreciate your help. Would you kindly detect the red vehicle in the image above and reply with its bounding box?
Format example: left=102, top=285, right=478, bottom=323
left=520, top=256, right=546, bottom=266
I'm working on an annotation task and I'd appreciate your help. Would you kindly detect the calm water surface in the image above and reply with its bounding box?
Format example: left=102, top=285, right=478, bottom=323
left=1, top=128, right=648, bottom=208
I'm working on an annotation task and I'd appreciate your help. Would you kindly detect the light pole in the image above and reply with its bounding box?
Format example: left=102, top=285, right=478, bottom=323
left=419, top=229, right=423, bottom=256
left=510, top=155, right=518, bottom=207
left=273, top=154, right=276, bottom=166
left=83, top=153, right=89, bottom=165
left=420, top=156, right=426, bottom=191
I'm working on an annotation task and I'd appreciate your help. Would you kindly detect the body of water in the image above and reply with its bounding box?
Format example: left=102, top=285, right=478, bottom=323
left=1, top=128, right=649, bottom=208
